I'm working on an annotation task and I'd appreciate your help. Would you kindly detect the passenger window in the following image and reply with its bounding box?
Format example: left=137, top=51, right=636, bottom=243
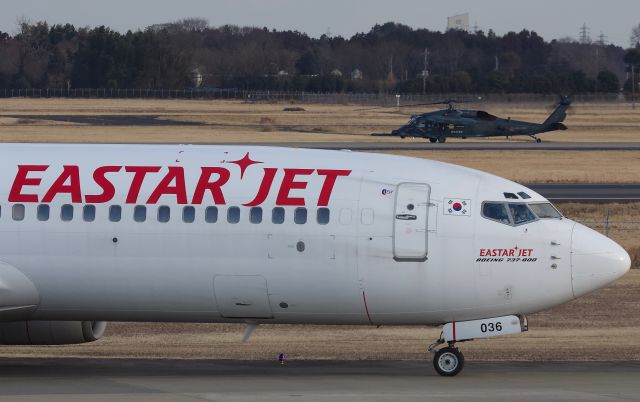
left=134, top=205, right=146, bottom=222
left=294, top=207, right=307, bottom=224
left=12, top=204, right=25, bottom=221
left=508, top=203, right=537, bottom=225
left=482, top=203, right=510, bottom=224
left=82, top=205, right=95, bottom=222
left=83, top=205, right=95, bottom=222
left=317, top=208, right=330, bottom=225
left=183, top=206, right=195, bottom=223
left=37, top=204, right=50, bottom=221
left=61, top=204, right=74, bottom=221
left=109, top=205, right=122, bottom=222
left=227, top=206, right=240, bottom=224
left=205, top=206, right=218, bottom=223
left=158, top=206, right=170, bottom=223
left=250, top=207, right=262, bottom=224
left=272, top=207, right=285, bottom=224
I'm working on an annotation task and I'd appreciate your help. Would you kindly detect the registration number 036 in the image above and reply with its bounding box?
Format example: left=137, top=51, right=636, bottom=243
left=443, top=315, right=523, bottom=342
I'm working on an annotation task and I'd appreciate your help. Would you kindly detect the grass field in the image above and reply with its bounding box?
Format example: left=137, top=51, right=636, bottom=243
left=1, top=98, right=640, bottom=183
left=0, top=98, right=639, bottom=143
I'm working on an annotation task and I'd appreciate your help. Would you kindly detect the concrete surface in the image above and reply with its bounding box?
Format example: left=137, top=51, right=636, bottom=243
left=0, top=359, right=638, bottom=401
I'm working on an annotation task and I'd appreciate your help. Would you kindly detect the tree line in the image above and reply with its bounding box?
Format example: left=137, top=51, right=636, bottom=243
left=0, top=19, right=636, bottom=94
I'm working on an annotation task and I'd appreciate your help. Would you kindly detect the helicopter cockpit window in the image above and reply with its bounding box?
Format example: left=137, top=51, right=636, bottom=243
left=476, top=111, right=498, bottom=121
left=508, top=203, right=537, bottom=225
left=528, top=203, right=562, bottom=219
left=517, top=191, right=532, bottom=199
left=482, top=203, right=511, bottom=224
left=415, top=120, right=426, bottom=129
left=503, top=192, right=519, bottom=200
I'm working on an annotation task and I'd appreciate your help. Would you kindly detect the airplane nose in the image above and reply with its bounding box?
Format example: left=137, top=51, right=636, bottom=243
left=571, top=223, right=631, bottom=298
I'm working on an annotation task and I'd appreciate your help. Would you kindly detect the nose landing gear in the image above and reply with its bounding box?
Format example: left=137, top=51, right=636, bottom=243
left=427, top=315, right=527, bottom=376
left=430, top=339, right=465, bottom=376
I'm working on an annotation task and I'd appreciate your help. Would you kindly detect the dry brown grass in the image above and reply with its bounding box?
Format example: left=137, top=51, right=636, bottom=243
left=0, top=99, right=639, bottom=183
left=383, top=150, right=640, bottom=183
left=556, top=202, right=640, bottom=250
left=1, top=98, right=639, bottom=143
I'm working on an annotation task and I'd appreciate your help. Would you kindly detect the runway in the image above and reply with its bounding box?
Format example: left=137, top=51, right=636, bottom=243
left=527, top=183, right=640, bottom=202
left=220, top=141, right=640, bottom=151
left=0, top=359, right=637, bottom=401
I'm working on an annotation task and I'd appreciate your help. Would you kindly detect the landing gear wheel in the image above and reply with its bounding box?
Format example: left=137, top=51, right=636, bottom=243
left=536, top=138, right=542, bottom=143
left=433, top=347, right=464, bottom=377
left=429, top=138, right=438, bottom=143
left=437, top=136, right=446, bottom=143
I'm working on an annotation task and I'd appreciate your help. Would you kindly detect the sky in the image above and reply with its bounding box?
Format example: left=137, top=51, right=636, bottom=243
left=1, top=0, right=639, bottom=48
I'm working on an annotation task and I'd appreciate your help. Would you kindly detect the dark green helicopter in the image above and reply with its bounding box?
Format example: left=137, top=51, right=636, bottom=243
left=391, top=96, right=571, bottom=143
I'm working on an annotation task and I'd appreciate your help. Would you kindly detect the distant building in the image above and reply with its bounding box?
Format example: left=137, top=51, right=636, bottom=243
left=351, top=69, right=363, bottom=80
left=447, top=13, right=469, bottom=32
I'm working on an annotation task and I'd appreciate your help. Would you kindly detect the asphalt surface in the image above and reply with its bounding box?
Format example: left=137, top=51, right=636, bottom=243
left=6, top=115, right=205, bottom=126
left=527, top=183, right=640, bottom=202
left=0, top=359, right=637, bottom=401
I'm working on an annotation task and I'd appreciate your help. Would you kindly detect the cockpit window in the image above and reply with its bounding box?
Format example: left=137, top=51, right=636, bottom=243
left=528, top=202, right=562, bottom=219
left=482, top=203, right=511, bottom=224
left=508, top=203, right=537, bottom=225
left=517, top=191, right=531, bottom=199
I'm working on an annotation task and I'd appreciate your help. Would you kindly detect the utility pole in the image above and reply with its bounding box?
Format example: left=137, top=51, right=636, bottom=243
left=595, top=47, right=599, bottom=94
left=632, top=65, right=636, bottom=109
left=422, top=48, right=429, bottom=95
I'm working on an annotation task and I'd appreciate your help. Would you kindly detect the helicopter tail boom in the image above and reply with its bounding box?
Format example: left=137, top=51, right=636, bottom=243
left=542, top=96, right=572, bottom=126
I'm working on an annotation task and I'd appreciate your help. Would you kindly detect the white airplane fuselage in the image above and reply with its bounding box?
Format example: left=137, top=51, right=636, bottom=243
left=0, top=144, right=630, bottom=328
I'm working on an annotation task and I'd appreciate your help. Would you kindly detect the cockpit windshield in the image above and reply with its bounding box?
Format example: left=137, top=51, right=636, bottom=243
left=508, top=203, right=537, bottom=225
left=482, top=201, right=563, bottom=226
left=528, top=202, right=563, bottom=219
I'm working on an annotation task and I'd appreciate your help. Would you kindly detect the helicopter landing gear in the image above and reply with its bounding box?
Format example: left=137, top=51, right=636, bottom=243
left=529, top=135, right=542, bottom=143
left=429, top=338, right=464, bottom=377
left=429, top=138, right=438, bottom=143
left=437, top=136, right=446, bottom=143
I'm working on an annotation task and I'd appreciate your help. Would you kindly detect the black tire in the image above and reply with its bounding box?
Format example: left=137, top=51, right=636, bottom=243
left=536, top=138, right=542, bottom=143
left=429, top=138, right=438, bottom=143
left=433, top=347, right=464, bottom=377
left=437, top=136, right=446, bottom=143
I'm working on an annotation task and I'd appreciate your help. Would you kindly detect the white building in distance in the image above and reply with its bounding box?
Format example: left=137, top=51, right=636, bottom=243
left=447, top=13, right=469, bottom=32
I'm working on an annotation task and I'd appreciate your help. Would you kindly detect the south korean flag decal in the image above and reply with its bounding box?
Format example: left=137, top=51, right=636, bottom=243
left=444, top=198, right=470, bottom=216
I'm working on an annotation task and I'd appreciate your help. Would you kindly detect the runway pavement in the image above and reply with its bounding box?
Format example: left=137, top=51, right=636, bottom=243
left=527, top=183, right=640, bottom=202
left=0, top=359, right=637, bottom=401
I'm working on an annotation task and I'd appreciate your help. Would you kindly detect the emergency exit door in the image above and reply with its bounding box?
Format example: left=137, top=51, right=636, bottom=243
left=393, top=183, right=430, bottom=261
